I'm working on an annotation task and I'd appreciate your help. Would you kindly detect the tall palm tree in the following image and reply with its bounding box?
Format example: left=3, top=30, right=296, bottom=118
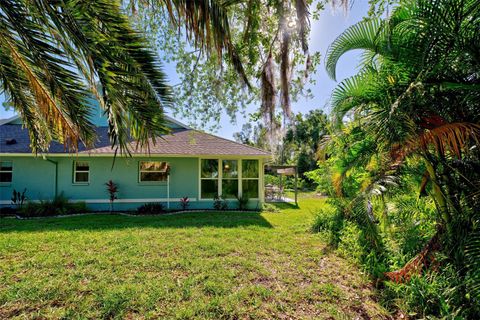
left=0, top=0, right=172, bottom=154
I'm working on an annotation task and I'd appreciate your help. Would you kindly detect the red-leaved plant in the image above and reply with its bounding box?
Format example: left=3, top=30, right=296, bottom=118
left=180, top=196, right=189, bottom=210
left=105, top=180, right=118, bottom=212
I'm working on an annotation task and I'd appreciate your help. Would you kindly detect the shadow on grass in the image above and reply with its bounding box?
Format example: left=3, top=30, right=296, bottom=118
left=267, top=202, right=300, bottom=210
left=0, top=211, right=273, bottom=233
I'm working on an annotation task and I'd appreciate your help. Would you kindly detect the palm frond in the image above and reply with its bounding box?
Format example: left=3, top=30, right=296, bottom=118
left=385, top=227, right=442, bottom=283
left=415, top=123, right=480, bottom=158
left=0, top=0, right=96, bottom=152
left=43, top=0, right=172, bottom=153
left=160, top=0, right=250, bottom=87
left=325, top=18, right=384, bottom=81
left=330, top=72, right=376, bottom=126
left=0, top=0, right=172, bottom=154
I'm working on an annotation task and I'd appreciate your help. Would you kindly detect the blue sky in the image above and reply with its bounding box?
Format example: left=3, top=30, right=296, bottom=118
left=0, top=1, right=369, bottom=139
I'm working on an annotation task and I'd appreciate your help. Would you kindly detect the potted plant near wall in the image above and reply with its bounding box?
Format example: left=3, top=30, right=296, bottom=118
left=105, top=180, right=118, bottom=212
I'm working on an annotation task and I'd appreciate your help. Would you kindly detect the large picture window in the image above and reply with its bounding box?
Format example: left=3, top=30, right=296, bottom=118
left=242, top=160, right=259, bottom=198
left=139, top=161, right=169, bottom=182
left=201, top=159, right=219, bottom=198
left=200, top=159, right=260, bottom=200
left=73, top=161, right=89, bottom=184
left=0, top=161, right=13, bottom=183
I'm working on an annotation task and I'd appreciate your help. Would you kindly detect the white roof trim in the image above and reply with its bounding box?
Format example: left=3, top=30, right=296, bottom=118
left=0, top=115, right=20, bottom=126
left=164, top=115, right=191, bottom=129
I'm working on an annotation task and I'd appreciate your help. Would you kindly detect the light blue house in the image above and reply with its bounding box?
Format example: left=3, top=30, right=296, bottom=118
left=0, top=108, right=270, bottom=211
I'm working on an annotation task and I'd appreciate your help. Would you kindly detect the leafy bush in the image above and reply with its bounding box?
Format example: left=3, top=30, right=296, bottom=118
left=381, top=265, right=466, bottom=318
left=18, top=194, right=87, bottom=218
left=311, top=206, right=338, bottom=233
left=137, top=203, right=165, bottom=215
left=261, top=203, right=280, bottom=213
left=213, top=194, right=227, bottom=210
left=264, top=174, right=280, bottom=186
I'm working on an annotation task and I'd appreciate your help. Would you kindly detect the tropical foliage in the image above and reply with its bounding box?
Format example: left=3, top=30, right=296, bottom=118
left=307, top=0, right=480, bottom=317
left=235, top=110, right=329, bottom=189
left=0, top=0, right=172, bottom=153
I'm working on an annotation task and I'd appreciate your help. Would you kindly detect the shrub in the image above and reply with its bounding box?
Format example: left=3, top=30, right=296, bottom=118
left=236, top=195, right=249, bottom=210
left=264, top=174, right=280, bottom=186
left=180, top=197, right=189, bottom=210
left=137, top=203, right=165, bottom=215
left=105, top=180, right=119, bottom=212
left=311, top=206, right=338, bottom=233
left=213, top=194, right=227, bottom=210
left=261, top=203, right=280, bottom=213
left=18, top=194, right=87, bottom=218
left=381, top=265, right=464, bottom=318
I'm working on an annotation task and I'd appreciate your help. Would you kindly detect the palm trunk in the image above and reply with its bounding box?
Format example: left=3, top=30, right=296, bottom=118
left=424, top=159, right=451, bottom=232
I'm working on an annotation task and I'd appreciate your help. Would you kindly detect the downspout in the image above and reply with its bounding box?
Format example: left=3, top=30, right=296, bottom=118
left=43, top=156, right=58, bottom=198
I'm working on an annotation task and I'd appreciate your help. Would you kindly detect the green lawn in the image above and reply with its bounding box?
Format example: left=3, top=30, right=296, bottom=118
left=0, top=199, right=388, bottom=319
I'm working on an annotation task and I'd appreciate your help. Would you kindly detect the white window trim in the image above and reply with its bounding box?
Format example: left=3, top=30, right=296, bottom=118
left=138, top=161, right=169, bottom=184
left=0, top=161, right=13, bottom=184
left=241, top=159, right=260, bottom=200
left=73, top=161, right=90, bottom=184
left=199, top=159, right=220, bottom=199
left=198, top=158, right=260, bottom=200
left=221, top=159, right=239, bottom=199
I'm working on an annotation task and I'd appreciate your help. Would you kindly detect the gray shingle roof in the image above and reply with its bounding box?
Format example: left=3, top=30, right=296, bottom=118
left=0, top=124, right=270, bottom=157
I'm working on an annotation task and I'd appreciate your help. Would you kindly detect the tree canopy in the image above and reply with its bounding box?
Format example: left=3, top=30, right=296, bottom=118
left=129, top=0, right=326, bottom=133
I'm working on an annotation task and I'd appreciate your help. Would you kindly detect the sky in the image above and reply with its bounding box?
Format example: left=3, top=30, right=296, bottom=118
left=0, top=1, right=369, bottom=140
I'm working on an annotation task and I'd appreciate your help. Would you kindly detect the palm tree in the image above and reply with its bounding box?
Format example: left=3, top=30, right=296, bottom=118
left=324, top=0, right=480, bottom=305
left=0, top=0, right=172, bottom=154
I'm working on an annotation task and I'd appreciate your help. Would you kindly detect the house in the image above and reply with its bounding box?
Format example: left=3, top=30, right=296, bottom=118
left=0, top=106, right=271, bottom=211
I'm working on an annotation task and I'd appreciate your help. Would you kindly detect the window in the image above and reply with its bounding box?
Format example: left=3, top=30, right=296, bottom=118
left=222, top=160, right=238, bottom=198
left=73, top=161, right=89, bottom=184
left=201, top=159, right=218, bottom=198
left=200, top=159, right=260, bottom=200
left=139, top=161, right=169, bottom=182
left=242, top=160, right=259, bottom=198
left=0, top=161, right=13, bottom=183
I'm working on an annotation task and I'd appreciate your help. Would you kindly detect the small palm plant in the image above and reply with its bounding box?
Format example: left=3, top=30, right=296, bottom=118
left=105, top=180, right=118, bottom=212
left=11, top=188, right=27, bottom=209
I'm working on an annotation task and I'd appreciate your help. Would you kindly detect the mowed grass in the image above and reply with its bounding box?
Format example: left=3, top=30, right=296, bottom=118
left=0, top=199, right=388, bottom=319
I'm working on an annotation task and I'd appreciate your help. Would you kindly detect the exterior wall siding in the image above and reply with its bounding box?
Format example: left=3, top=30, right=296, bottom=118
left=0, top=156, right=264, bottom=211
left=0, top=157, right=56, bottom=202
